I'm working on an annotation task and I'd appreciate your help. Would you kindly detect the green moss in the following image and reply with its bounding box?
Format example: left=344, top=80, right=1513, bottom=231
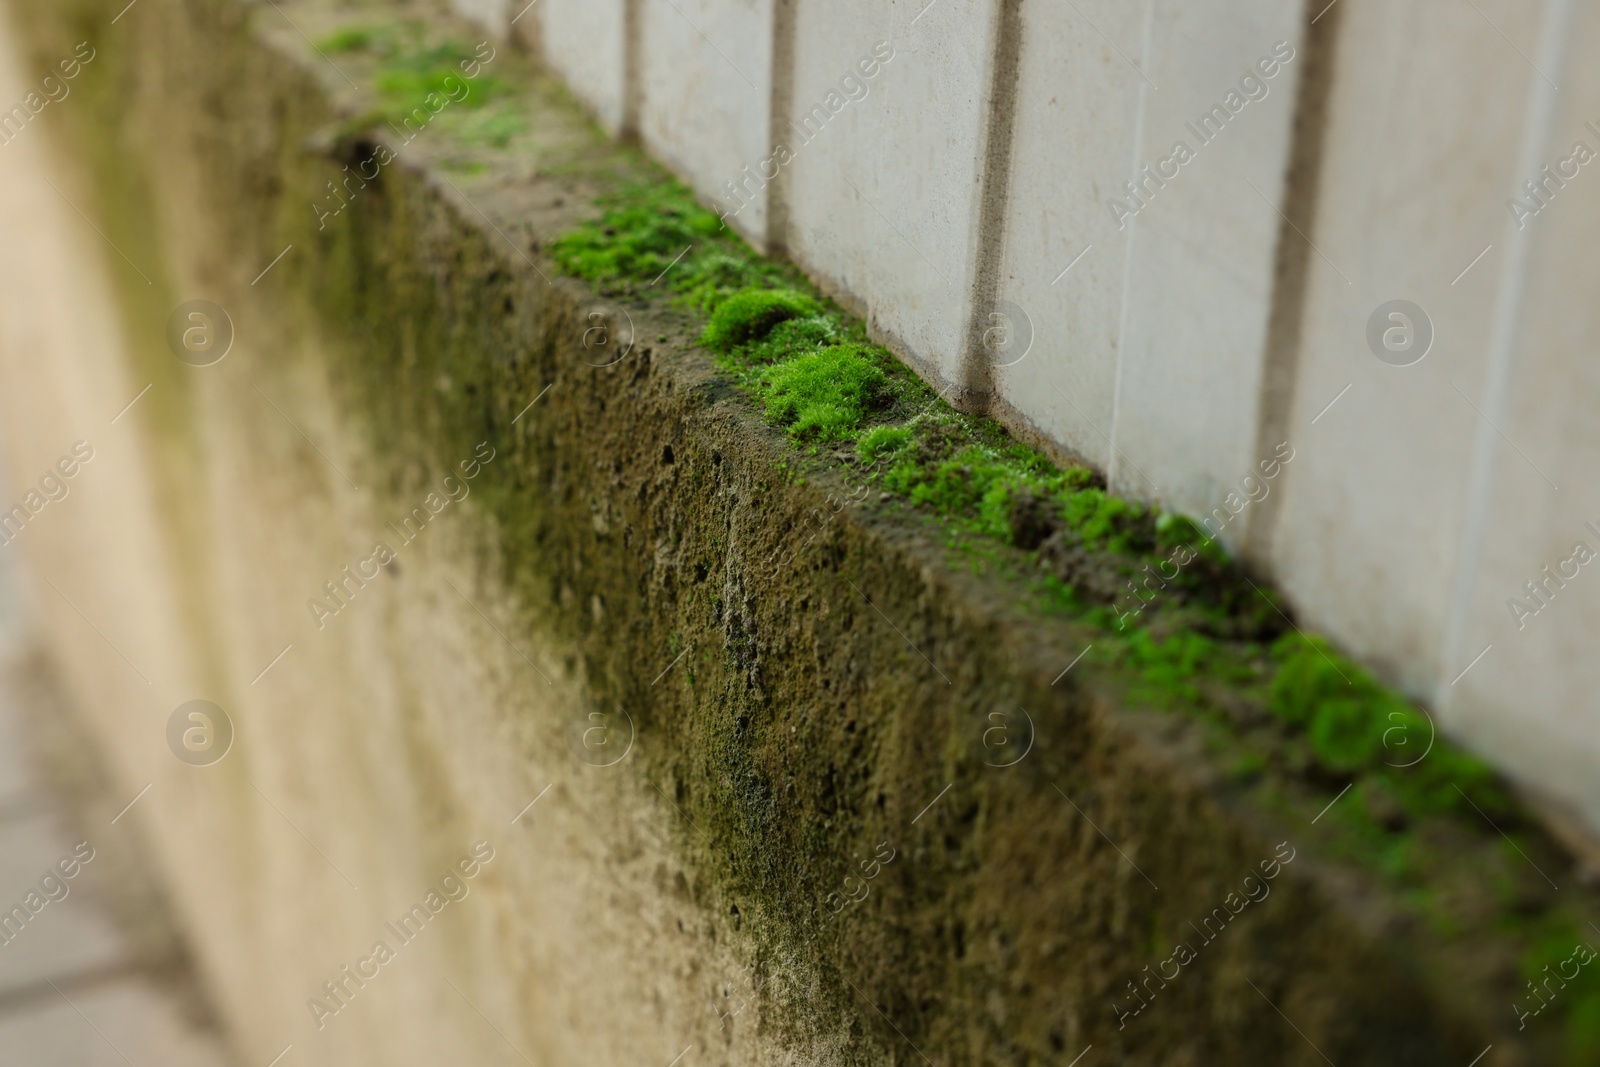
left=857, top=425, right=911, bottom=463
left=318, top=26, right=377, bottom=53
left=758, top=344, right=885, bottom=441
left=702, top=289, right=819, bottom=352
left=1061, top=488, right=1144, bottom=551
left=375, top=41, right=497, bottom=101
left=550, top=184, right=783, bottom=310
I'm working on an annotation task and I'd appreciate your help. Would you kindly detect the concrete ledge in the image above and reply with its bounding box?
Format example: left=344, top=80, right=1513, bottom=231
left=0, top=1, right=1595, bottom=1065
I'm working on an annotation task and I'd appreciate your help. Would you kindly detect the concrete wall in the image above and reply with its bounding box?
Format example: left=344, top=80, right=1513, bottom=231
left=469, top=0, right=1600, bottom=830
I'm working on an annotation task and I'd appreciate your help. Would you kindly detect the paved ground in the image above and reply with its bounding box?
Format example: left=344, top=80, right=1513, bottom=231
left=0, top=548, right=236, bottom=1067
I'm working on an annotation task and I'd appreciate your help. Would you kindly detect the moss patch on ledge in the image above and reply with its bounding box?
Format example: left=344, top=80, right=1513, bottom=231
left=552, top=179, right=1600, bottom=1060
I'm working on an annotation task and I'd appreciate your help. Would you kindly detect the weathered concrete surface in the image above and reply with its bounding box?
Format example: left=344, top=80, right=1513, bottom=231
left=0, top=0, right=1593, bottom=1065
left=1265, top=0, right=1600, bottom=832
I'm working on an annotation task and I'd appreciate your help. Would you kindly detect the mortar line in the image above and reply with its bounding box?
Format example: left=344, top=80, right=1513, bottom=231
left=765, top=0, right=798, bottom=253
left=958, top=0, right=1026, bottom=411
left=1242, top=176, right=1349, bottom=284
